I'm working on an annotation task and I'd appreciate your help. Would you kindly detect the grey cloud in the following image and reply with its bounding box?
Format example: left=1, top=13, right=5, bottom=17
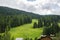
left=0, top=0, right=17, bottom=7
left=56, top=0, right=60, bottom=3
left=18, top=2, right=27, bottom=9
left=49, top=0, right=60, bottom=3
left=51, top=11, right=60, bottom=15
left=0, top=0, right=60, bottom=15
left=27, top=0, right=36, bottom=1
left=41, top=3, right=60, bottom=10
left=18, top=2, right=36, bottom=12
left=26, top=5, right=36, bottom=12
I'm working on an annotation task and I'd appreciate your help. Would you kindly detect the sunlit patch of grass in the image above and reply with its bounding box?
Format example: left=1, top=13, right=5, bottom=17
left=9, top=19, right=43, bottom=40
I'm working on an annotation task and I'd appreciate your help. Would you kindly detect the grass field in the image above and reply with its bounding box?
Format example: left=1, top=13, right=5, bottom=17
left=9, top=19, right=43, bottom=40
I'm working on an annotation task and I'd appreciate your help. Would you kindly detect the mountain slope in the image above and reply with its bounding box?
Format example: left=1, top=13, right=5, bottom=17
left=0, top=6, right=40, bottom=19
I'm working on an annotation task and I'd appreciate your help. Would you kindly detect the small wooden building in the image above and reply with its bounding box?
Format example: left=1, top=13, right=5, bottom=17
left=38, top=35, right=52, bottom=40
left=16, top=38, right=23, bottom=40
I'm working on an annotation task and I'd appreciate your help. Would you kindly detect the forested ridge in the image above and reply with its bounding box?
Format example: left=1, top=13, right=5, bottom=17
left=0, top=6, right=40, bottom=18
left=0, top=6, right=37, bottom=33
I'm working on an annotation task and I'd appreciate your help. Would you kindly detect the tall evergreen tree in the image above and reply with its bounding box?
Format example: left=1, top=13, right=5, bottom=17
left=33, top=22, right=38, bottom=28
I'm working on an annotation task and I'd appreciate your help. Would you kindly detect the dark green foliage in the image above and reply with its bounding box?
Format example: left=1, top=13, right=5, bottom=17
left=3, top=32, right=11, bottom=40
left=33, top=22, right=38, bottom=28
left=43, top=27, right=51, bottom=36
left=35, top=37, right=37, bottom=40
left=44, top=20, right=51, bottom=27
left=51, top=23, right=60, bottom=34
left=0, top=35, right=2, bottom=40
left=24, top=38, right=33, bottom=40
left=11, top=37, right=14, bottom=40
left=43, top=23, right=60, bottom=36
left=0, top=26, right=11, bottom=40
left=3, top=26, right=11, bottom=40
left=25, top=38, right=29, bottom=40
left=0, top=6, right=33, bottom=33
left=38, top=19, right=43, bottom=28
left=37, top=16, right=60, bottom=36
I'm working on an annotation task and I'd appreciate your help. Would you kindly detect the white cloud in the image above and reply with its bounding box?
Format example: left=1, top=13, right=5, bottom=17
left=0, top=0, right=60, bottom=15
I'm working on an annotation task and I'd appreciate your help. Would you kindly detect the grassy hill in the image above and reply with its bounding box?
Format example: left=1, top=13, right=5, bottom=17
left=9, top=19, right=43, bottom=40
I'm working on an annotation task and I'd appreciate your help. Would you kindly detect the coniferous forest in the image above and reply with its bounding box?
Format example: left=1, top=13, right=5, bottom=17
left=0, top=6, right=32, bottom=33
left=0, top=6, right=60, bottom=40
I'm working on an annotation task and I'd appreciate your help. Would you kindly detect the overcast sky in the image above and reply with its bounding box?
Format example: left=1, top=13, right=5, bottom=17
left=0, top=0, right=60, bottom=15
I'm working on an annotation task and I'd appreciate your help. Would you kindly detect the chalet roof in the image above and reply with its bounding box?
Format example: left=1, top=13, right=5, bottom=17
left=38, top=35, right=52, bottom=40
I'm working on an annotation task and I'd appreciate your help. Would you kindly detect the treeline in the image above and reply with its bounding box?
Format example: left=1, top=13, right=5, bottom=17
left=0, top=6, right=40, bottom=19
left=0, top=6, right=41, bottom=33
left=0, top=6, right=36, bottom=33
left=0, top=15, right=32, bottom=33
left=33, top=15, right=60, bottom=36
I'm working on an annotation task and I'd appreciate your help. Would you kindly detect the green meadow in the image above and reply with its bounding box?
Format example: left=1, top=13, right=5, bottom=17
left=9, top=19, right=43, bottom=40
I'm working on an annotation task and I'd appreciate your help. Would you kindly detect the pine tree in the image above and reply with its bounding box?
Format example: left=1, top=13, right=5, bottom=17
left=33, top=22, right=38, bottom=28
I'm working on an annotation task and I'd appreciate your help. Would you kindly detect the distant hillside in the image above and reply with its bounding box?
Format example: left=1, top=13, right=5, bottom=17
left=0, top=6, right=40, bottom=19
left=0, top=6, right=60, bottom=18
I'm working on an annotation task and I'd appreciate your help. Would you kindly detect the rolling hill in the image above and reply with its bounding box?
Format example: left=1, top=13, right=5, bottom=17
left=0, top=6, right=40, bottom=19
